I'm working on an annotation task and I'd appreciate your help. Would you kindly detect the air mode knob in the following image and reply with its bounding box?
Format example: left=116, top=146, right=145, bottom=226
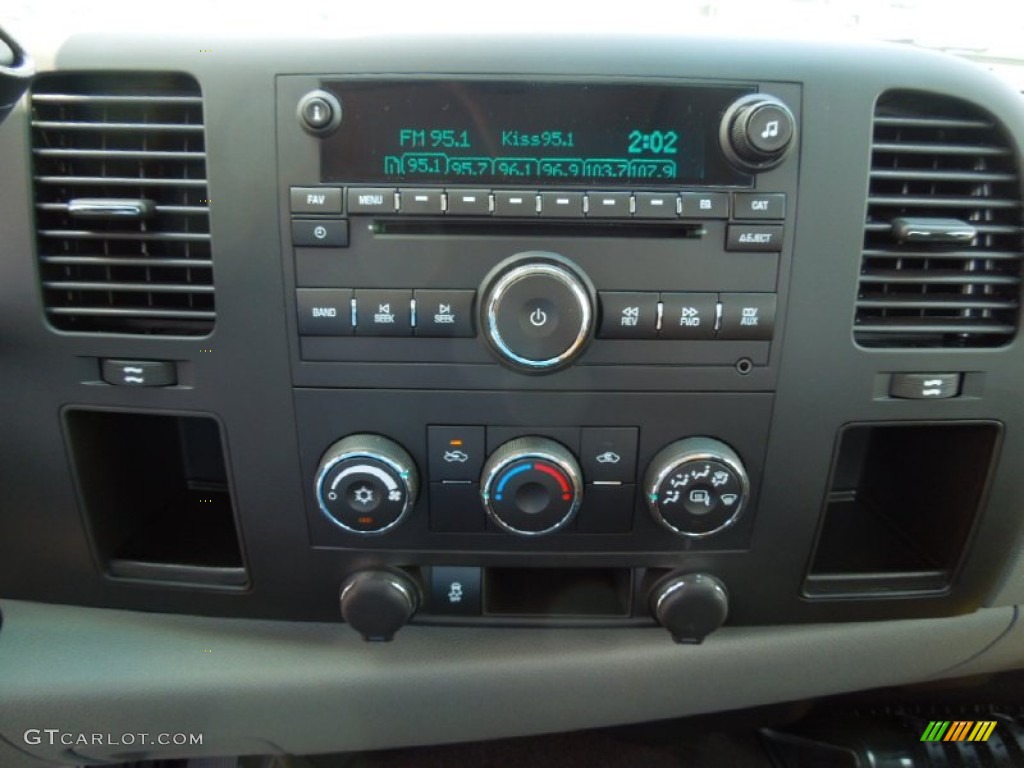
left=481, top=437, right=583, bottom=535
left=479, top=252, right=595, bottom=373
left=645, top=437, right=749, bottom=537
left=720, top=94, right=796, bottom=171
left=315, top=434, right=419, bottom=535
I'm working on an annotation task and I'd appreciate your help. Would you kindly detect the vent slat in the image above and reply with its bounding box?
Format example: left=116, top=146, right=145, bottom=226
left=46, top=307, right=217, bottom=320
left=856, top=91, right=1022, bottom=348
left=44, top=281, right=215, bottom=294
left=871, top=141, right=1011, bottom=156
left=862, top=248, right=1021, bottom=261
left=856, top=319, right=1015, bottom=335
left=37, top=203, right=207, bottom=215
left=38, top=229, right=210, bottom=242
left=31, top=73, right=215, bottom=336
left=857, top=296, right=1018, bottom=311
left=867, top=195, right=1019, bottom=210
left=859, top=270, right=1021, bottom=286
left=32, top=120, right=205, bottom=132
left=41, top=255, right=213, bottom=268
left=873, top=116, right=993, bottom=129
left=33, top=148, right=206, bottom=161
left=864, top=222, right=1018, bottom=235
left=32, top=93, right=203, bottom=105
left=869, top=169, right=1016, bottom=183
left=34, top=175, right=208, bottom=188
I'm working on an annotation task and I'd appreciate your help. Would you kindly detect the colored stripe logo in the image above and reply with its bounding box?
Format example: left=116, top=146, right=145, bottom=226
left=920, top=720, right=997, bottom=742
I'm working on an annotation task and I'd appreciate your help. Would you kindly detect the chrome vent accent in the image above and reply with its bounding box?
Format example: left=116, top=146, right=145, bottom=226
left=856, top=91, right=1022, bottom=347
left=31, top=73, right=214, bottom=335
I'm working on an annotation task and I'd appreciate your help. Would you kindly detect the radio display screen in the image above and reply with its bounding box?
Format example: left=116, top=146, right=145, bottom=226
left=320, top=80, right=754, bottom=187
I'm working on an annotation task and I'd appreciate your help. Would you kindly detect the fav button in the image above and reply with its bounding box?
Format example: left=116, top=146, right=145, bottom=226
left=290, top=187, right=343, bottom=214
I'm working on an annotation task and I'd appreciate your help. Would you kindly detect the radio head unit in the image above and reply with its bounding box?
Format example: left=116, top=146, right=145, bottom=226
left=317, top=80, right=758, bottom=187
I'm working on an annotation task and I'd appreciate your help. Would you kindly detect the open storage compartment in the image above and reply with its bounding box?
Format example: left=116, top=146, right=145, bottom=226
left=484, top=568, right=632, bottom=617
left=805, top=421, right=1000, bottom=596
left=65, top=409, right=247, bottom=588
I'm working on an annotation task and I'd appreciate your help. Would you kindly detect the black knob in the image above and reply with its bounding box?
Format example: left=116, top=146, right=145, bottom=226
left=297, top=89, right=342, bottom=136
left=650, top=573, right=728, bottom=644
left=340, top=570, right=419, bottom=642
left=315, top=434, right=419, bottom=535
left=481, top=437, right=583, bottom=535
left=645, top=437, right=749, bottom=538
left=720, top=94, right=796, bottom=171
left=480, top=252, right=595, bottom=373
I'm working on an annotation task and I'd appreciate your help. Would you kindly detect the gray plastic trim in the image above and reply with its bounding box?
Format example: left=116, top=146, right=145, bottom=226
left=0, top=600, right=1014, bottom=764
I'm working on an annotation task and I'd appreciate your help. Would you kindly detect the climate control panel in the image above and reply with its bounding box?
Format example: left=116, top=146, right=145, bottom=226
left=312, top=426, right=752, bottom=544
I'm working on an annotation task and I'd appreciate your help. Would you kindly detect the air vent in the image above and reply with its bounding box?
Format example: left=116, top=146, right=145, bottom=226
left=856, top=91, right=1022, bottom=347
left=31, top=73, right=214, bottom=335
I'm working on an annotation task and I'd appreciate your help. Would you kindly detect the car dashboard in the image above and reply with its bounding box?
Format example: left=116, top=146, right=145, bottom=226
left=2, top=27, right=1024, bottom=766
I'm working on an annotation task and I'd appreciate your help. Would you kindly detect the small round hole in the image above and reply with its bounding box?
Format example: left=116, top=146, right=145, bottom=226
left=736, top=358, right=753, bottom=375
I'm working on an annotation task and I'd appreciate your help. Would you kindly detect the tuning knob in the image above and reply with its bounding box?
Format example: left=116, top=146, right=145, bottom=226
left=479, top=252, right=595, bottom=373
left=315, top=434, right=419, bottom=535
left=645, top=437, right=749, bottom=537
left=481, top=437, right=583, bottom=535
left=340, top=570, right=420, bottom=642
left=720, top=94, right=796, bottom=171
left=650, top=573, right=729, bottom=644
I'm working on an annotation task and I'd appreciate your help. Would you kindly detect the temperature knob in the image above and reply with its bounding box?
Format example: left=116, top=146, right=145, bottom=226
left=481, top=437, right=583, bottom=535
left=720, top=94, right=796, bottom=171
left=645, top=437, right=749, bottom=537
left=315, top=434, right=419, bottom=535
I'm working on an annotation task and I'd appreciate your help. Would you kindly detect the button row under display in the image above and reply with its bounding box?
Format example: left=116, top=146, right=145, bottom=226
left=343, top=187, right=785, bottom=221
left=297, top=289, right=474, bottom=337
left=598, top=292, right=776, bottom=341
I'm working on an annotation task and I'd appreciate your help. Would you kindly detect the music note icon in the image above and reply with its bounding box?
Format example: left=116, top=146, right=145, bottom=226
left=761, top=120, right=780, bottom=139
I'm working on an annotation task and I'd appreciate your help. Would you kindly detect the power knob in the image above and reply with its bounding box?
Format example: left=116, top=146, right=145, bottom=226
left=479, top=252, right=596, bottom=373
left=720, top=94, right=796, bottom=171
left=315, top=434, right=419, bottom=535
left=481, top=437, right=583, bottom=535
left=645, top=437, right=749, bottom=537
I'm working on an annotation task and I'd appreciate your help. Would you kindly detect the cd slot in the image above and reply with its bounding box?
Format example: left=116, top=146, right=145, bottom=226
left=372, top=218, right=707, bottom=239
